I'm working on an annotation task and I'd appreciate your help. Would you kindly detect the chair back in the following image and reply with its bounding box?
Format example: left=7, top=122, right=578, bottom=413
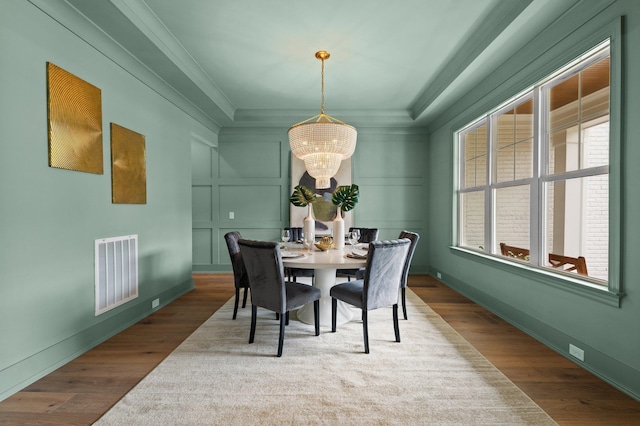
left=285, top=227, right=303, bottom=242
left=349, top=227, right=379, bottom=243
left=362, top=239, right=410, bottom=310
left=224, top=232, right=250, bottom=289
left=398, top=231, right=420, bottom=289
left=499, top=243, right=530, bottom=260
left=500, top=242, right=588, bottom=276
left=238, top=239, right=286, bottom=313
left=548, top=253, right=589, bottom=275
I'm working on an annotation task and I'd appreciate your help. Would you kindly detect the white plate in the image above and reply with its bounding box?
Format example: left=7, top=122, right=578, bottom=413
left=281, top=252, right=304, bottom=259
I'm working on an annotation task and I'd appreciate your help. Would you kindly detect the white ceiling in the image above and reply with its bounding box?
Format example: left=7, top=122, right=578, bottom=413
left=62, top=0, right=579, bottom=129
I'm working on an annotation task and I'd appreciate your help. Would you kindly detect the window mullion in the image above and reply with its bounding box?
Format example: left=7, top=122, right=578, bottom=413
left=531, top=87, right=543, bottom=266
left=485, top=117, right=493, bottom=254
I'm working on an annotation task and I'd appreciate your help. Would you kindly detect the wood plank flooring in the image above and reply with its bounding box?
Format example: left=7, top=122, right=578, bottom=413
left=1, top=274, right=639, bottom=425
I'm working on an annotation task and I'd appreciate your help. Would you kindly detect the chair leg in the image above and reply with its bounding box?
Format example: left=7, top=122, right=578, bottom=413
left=314, top=300, right=320, bottom=336
left=331, top=298, right=337, bottom=332
left=393, top=304, right=401, bottom=343
left=285, top=311, right=290, bottom=326
left=277, top=315, right=286, bottom=357
left=233, top=288, right=240, bottom=320
left=401, top=287, right=408, bottom=320
left=242, top=287, right=249, bottom=308
left=275, top=313, right=279, bottom=320
left=249, top=305, right=257, bottom=344
left=363, top=309, right=369, bottom=354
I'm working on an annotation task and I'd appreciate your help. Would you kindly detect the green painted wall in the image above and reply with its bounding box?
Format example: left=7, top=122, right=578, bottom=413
left=193, top=127, right=429, bottom=273
left=0, top=1, right=217, bottom=400
left=7, top=0, right=637, bottom=407
left=426, top=0, right=640, bottom=400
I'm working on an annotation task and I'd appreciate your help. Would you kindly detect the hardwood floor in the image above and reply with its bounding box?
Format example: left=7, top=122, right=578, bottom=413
left=1, top=274, right=639, bottom=425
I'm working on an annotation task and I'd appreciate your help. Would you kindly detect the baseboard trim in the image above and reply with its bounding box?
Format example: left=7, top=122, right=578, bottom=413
left=432, top=269, right=640, bottom=402
left=0, top=277, right=194, bottom=402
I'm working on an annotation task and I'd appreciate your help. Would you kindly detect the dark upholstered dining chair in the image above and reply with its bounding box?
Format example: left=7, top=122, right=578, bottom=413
left=284, top=227, right=314, bottom=283
left=224, top=231, right=250, bottom=320
left=337, top=227, right=379, bottom=281
left=238, top=239, right=321, bottom=357
left=398, top=231, right=420, bottom=320
left=330, top=239, right=410, bottom=354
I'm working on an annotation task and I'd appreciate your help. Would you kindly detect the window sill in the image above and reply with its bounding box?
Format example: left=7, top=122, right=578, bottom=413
left=450, top=246, right=624, bottom=307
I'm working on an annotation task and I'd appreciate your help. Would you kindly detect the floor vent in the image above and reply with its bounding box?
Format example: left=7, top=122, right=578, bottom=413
left=95, top=235, right=138, bottom=316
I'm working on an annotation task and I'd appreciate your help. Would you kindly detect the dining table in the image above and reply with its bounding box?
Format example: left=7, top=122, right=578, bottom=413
left=281, top=243, right=367, bottom=326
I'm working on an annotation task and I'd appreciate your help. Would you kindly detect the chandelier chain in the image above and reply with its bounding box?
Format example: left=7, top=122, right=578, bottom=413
left=320, top=57, right=325, bottom=114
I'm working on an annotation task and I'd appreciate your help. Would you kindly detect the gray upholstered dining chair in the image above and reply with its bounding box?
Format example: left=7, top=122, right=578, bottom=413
left=224, top=231, right=250, bottom=320
left=284, top=227, right=314, bottom=283
left=353, top=231, right=420, bottom=319
left=238, top=239, right=321, bottom=357
left=330, top=239, right=410, bottom=354
left=337, top=227, right=379, bottom=281
left=398, top=231, right=420, bottom=320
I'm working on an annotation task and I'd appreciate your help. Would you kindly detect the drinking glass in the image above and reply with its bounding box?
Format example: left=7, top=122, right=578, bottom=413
left=303, top=232, right=314, bottom=251
left=281, top=229, right=290, bottom=245
left=348, top=231, right=359, bottom=253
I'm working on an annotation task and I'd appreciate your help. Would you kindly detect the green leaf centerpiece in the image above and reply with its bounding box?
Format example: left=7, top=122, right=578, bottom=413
left=289, top=184, right=318, bottom=207
left=331, top=184, right=359, bottom=212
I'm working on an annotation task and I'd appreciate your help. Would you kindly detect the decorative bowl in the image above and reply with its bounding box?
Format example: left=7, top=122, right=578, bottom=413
left=315, top=236, right=334, bottom=251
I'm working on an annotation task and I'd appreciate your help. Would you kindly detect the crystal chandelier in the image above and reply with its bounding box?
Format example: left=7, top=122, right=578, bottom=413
left=288, top=51, right=357, bottom=189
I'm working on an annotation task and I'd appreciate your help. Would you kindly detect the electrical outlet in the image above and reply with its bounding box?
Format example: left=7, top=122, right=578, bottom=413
left=229, top=211, right=235, bottom=219
left=436, top=272, right=442, bottom=279
left=569, top=343, right=584, bottom=361
left=152, top=298, right=160, bottom=309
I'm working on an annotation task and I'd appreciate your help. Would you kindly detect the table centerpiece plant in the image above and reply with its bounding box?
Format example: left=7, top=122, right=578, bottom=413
left=289, top=184, right=319, bottom=246
left=331, top=184, right=359, bottom=249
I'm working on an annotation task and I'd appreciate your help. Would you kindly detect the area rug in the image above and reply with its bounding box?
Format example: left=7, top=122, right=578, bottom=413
left=94, top=289, right=556, bottom=425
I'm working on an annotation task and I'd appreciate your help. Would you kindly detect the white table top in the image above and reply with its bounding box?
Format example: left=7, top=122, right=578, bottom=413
left=281, top=246, right=367, bottom=269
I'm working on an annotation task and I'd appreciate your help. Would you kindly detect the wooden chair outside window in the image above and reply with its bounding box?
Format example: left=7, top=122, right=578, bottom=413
left=499, top=243, right=588, bottom=276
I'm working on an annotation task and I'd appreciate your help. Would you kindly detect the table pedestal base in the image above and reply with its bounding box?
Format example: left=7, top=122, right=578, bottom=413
left=297, top=269, right=353, bottom=327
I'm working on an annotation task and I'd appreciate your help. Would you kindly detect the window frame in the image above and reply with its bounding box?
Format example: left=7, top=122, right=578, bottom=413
left=453, top=22, right=622, bottom=305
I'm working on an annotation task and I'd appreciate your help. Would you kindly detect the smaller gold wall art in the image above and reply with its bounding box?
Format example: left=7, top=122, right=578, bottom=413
left=47, top=62, right=103, bottom=174
left=110, top=123, right=147, bottom=204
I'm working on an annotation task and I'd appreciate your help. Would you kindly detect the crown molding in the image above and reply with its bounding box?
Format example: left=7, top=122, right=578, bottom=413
left=109, top=0, right=236, bottom=120
left=232, top=108, right=420, bottom=128
left=28, top=0, right=222, bottom=133
left=410, top=0, right=533, bottom=122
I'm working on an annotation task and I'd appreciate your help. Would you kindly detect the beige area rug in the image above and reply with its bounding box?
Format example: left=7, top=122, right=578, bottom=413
left=95, top=288, right=556, bottom=425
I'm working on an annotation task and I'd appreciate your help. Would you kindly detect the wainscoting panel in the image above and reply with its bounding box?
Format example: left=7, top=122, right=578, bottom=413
left=192, top=185, right=212, bottom=222
left=219, top=140, right=281, bottom=179
left=192, top=228, right=213, bottom=265
left=218, top=185, right=282, bottom=225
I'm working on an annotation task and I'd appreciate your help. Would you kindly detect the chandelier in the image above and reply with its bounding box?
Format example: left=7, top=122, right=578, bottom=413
left=288, top=51, right=357, bottom=189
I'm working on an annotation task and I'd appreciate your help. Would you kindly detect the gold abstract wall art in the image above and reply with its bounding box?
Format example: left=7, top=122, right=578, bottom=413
left=110, top=123, right=147, bottom=204
left=47, top=62, right=103, bottom=174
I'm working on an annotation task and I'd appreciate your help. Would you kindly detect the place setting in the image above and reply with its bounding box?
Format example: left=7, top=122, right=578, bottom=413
left=345, top=229, right=368, bottom=259
left=280, top=228, right=307, bottom=258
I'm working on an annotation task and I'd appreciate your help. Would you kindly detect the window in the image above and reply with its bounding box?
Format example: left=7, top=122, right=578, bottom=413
left=457, top=41, right=610, bottom=286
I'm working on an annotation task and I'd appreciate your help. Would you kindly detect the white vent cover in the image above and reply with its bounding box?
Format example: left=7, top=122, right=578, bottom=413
left=95, top=235, right=138, bottom=316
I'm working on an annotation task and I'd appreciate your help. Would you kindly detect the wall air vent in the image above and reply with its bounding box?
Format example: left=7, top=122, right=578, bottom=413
left=95, top=235, right=138, bottom=315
